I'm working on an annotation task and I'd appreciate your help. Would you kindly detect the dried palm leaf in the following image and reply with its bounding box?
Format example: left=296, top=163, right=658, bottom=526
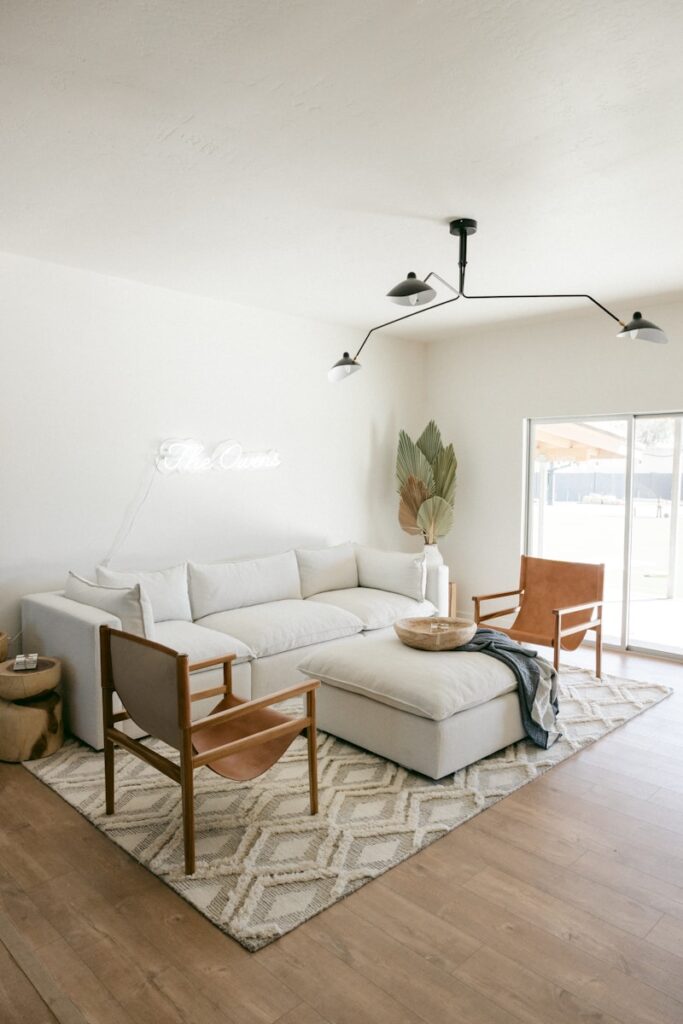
left=396, top=430, right=434, bottom=493
left=416, top=495, right=454, bottom=545
left=398, top=475, right=430, bottom=535
left=432, top=443, right=457, bottom=504
left=416, top=420, right=443, bottom=465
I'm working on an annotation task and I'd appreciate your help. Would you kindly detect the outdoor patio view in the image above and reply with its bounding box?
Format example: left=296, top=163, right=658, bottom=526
left=528, top=415, right=683, bottom=656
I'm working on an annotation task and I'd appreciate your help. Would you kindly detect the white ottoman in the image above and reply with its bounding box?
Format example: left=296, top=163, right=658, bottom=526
left=298, top=633, right=526, bottom=779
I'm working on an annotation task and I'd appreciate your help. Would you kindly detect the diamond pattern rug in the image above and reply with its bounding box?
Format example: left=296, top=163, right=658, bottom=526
left=25, top=667, right=670, bottom=950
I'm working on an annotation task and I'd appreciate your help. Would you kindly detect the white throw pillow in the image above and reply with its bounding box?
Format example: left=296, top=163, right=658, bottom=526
left=295, top=543, right=358, bottom=599
left=65, top=572, right=155, bottom=638
left=96, top=563, right=191, bottom=622
left=188, top=550, right=302, bottom=620
left=355, top=546, right=426, bottom=601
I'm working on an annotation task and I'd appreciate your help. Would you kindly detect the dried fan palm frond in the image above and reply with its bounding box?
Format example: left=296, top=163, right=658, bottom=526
left=399, top=475, right=430, bottom=535
left=416, top=420, right=443, bottom=465
left=416, top=495, right=454, bottom=545
left=432, top=443, right=457, bottom=504
left=396, top=421, right=457, bottom=544
left=396, top=430, right=434, bottom=493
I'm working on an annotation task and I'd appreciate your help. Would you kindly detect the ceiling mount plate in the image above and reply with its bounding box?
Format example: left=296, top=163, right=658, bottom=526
left=449, top=217, right=477, bottom=236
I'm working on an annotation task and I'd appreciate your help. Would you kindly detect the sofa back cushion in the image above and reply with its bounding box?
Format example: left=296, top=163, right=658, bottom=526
left=295, top=543, right=358, bottom=599
left=355, top=546, right=426, bottom=601
left=65, top=572, right=155, bottom=638
left=96, top=563, right=191, bottom=622
left=188, top=551, right=301, bottom=620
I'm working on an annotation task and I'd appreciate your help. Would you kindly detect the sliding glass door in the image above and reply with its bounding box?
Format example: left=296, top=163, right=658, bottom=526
left=628, top=416, right=683, bottom=655
left=527, top=414, right=683, bottom=657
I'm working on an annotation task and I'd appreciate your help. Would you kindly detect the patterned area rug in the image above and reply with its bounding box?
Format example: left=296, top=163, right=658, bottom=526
left=26, top=667, right=670, bottom=951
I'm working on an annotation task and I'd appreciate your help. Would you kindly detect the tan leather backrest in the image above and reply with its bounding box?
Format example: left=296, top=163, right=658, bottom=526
left=109, top=633, right=183, bottom=750
left=514, top=555, right=604, bottom=648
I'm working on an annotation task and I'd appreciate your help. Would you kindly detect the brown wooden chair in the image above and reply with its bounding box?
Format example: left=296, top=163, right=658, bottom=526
left=472, top=555, right=604, bottom=678
left=99, top=625, right=320, bottom=874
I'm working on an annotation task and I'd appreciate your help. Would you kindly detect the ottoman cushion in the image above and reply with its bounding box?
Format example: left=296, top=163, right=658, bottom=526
left=298, top=634, right=517, bottom=721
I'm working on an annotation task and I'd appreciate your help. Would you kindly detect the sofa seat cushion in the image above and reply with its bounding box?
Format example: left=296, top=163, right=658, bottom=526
left=308, top=587, right=436, bottom=631
left=196, top=600, right=363, bottom=659
left=298, top=634, right=517, bottom=722
left=154, top=620, right=253, bottom=666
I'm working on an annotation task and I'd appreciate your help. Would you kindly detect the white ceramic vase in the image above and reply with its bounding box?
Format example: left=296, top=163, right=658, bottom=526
left=423, top=543, right=449, bottom=615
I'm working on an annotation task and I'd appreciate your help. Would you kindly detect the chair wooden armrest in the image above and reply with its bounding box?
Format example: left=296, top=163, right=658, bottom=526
left=474, top=588, right=524, bottom=603
left=473, top=588, right=523, bottom=625
left=190, top=679, right=320, bottom=734
left=477, top=605, right=523, bottom=623
left=189, top=654, right=237, bottom=703
left=552, top=600, right=604, bottom=616
left=553, top=601, right=603, bottom=641
left=557, top=619, right=601, bottom=639
left=188, top=654, right=236, bottom=673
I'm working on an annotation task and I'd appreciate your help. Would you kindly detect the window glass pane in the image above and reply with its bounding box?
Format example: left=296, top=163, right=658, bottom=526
left=628, top=416, right=683, bottom=655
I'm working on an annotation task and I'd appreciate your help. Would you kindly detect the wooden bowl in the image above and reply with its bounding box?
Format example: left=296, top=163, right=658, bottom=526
left=394, top=617, right=477, bottom=652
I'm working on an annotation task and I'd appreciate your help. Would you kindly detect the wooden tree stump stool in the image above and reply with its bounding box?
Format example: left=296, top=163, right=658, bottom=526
left=0, top=657, right=63, bottom=762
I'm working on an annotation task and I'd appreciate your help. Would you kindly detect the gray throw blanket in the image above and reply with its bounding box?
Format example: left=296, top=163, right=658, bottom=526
left=457, top=628, right=560, bottom=748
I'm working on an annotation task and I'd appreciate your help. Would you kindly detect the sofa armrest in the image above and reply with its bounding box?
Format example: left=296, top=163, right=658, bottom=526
left=21, top=592, right=132, bottom=750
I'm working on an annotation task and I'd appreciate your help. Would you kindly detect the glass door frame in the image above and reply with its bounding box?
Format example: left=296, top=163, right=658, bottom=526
left=524, top=411, right=683, bottom=662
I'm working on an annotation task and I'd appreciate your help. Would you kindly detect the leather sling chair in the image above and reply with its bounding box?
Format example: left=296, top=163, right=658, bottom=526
left=472, top=556, right=604, bottom=678
left=100, top=625, right=320, bottom=874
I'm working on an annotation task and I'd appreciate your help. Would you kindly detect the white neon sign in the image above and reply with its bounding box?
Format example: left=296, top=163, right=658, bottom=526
left=156, top=439, right=281, bottom=474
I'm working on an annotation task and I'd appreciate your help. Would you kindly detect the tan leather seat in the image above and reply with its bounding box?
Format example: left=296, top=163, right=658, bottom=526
left=473, top=556, right=604, bottom=677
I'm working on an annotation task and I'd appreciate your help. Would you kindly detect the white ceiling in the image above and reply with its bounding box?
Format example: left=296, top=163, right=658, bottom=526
left=2, top=0, right=682, bottom=342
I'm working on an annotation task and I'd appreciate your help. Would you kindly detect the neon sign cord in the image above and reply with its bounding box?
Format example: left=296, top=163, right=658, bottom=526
left=100, top=464, right=158, bottom=568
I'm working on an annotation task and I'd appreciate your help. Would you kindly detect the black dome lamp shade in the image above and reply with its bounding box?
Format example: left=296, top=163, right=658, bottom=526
left=386, top=272, right=437, bottom=307
left=328, top=217, right=669, bottom=381
left=617, top=311, right=668, bottom=344
left=327, top=352, right=361, bottom=382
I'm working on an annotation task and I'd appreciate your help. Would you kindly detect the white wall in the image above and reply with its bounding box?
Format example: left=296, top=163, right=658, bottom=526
left=5, top=246, right=679, bottom=645
left=426, top=296, right=683, bottom=615
left=0, top=251, right=426, bottom=641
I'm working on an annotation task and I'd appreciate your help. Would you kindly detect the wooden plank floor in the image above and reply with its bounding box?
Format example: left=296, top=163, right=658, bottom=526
left=1, top=646, right=682, bottom=1024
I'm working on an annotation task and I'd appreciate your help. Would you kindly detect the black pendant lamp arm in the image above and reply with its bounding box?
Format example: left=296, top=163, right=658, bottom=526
left=423, top=271, right=460, bottom=295
left=459, top=288, right=625, bottom=325
left=354, top=293, right=460, bottom=359
left=454, top=222, right=624, bottom=324
left=453, top=222, right=624, bottom=325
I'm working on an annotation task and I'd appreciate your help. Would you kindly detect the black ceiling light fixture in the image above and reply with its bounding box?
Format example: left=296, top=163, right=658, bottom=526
left=386, top=271, right=437, bottom=306
left=616, top=312, right=668, bottom=344
left=328, top=217, right=668, bottom=381
left=327, top=351, right=361, bottom=382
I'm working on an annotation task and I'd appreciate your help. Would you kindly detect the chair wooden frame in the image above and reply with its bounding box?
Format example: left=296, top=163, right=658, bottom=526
left=99, top=625, right=320, bottom=874
left=473, top=579, right=604, bottom=678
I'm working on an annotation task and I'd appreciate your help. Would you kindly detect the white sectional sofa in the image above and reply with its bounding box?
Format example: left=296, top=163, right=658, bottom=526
left=22, top=544, right=445, bottom=750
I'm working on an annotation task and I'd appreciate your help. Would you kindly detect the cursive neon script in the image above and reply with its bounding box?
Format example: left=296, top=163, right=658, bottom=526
left=156, top=439, right=281, bottom=474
